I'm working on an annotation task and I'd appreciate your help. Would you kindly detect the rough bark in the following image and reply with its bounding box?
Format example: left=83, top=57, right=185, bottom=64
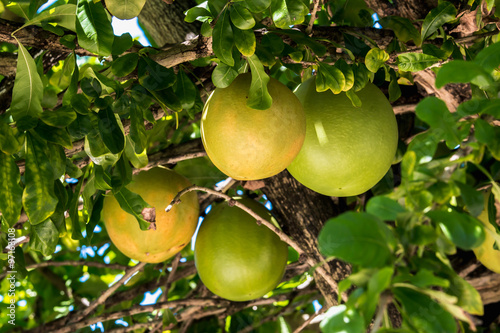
left=262, top=170, right=351, bottom=307
left=138, top=0, right=200, bottom=47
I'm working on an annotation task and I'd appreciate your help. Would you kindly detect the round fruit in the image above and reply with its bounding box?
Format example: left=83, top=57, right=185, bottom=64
left=287, top=78, right=398, bottom=197
left=102, top=167, right=199, bottom=263
left=194, top=198, right=288, bottom=301
left=201, top=73, right=306, bottom=180
left=473, top=190, right=500, bottom=273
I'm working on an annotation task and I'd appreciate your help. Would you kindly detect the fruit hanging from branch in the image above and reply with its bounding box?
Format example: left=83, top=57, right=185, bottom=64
left=287, top=78, right=398, bottom=197
left=194, top=198, right=288, bottom=302
left=201, top=73, right=306, bottom=180
left=102, top=167, right=199, bottom=263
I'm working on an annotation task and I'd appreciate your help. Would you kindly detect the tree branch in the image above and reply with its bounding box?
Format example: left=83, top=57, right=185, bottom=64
left=165, top=185, right=344, bottom=302
left=69, top=262, right=147, bottom=324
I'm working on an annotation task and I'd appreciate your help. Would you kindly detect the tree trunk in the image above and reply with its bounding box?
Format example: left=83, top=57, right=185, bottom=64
left=138, top=0, right=200, bottom=47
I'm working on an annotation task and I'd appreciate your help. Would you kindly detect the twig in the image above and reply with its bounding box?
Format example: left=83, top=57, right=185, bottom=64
left=69, top=262, right=147, bottom=325
left=306, top=0, right=322, bottom=35
left=371, top=293, right=391, bottom=332
left=53, top=298, right=230, bottom=333
left=106, top=320, right=162, bottom=333
left=292, top=307, right=326, bottom=333
left=165, top=185, right=344, bottom=302
left=0, top=260, right=129, bottom=281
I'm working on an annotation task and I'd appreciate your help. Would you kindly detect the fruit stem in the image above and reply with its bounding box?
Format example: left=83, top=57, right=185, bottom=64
left=165, top=185, right=346, bottom=302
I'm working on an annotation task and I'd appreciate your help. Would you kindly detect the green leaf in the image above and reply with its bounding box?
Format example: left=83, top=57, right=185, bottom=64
left=0, top=152, right=23, bottom=226
left=405, top=269, right=450, bottom=289
left=447, top=273, right=484, bottom=316
left=125, top=136, right=148, bottom=169
left=415, top=97, right=462, bottom=149
left=474, top=118, right=500, bottom=160
left=397, top=53, right=440, bottom=72
left=76, top=0, right=114, bottom=56
left=138, top=57, right=176, bottom=91
left=81, top=77, right=102, bottom=98
left=455, top=182, right=484, bottom=217
left=318, top=212, right=396, bottom=268
left=388, top=77, right=401, bottom=102
left=111, top=53, right=139, bottom=77
left=320, top=305, right=364, bottom=333
left=174, top=70, right=197, bottom=110
left=18, top=4, right=76, bottom=32
left=84, top=115, right=121, bottom=168
left=85, top=192, right=104, bottom=245
left=247, top=54, right=272, bottom=110
left=68, top=170, right=85, bottom=240
left=212, top=63, right=239, bottom=88
left=185, top=5, right=212, bottom=23
left=365, top=48, right=389, bottom=73
left=346, top=90, right=361, bottom=107
left=113, top=187, right=151, bottom=231
left=230, top=3, right=255, bottom=30
left=129, top=97, right=148, bottom=153
left=244, top=0, right=271, bottom=13
left=393, top=287, right=457, bottom=333
left=366, top=196, right=406, bottom=221
left=379, top=16, right=421, bottom=45
left=34, top=121, right=73, bottom=150
left=212, top=8, right=235, bottom=66
left=233, top=26, right=256, bottom=56
left=40, top=106, right=77, bottom=128
left=97, top=107, right=125, bottom=154
left=427, top=210, right=485, bottom=250
left=106, top=0, right=146, bottom=19
left=30, top=219, right=59, bottom=256
left=271, top=0, right=310, bottom=29
left=474, top=41, right=500, bottom=72
left=318, top=62, right=345, bottom=94
left=421, top=1, right=457, bottom=42
left=351, top=63, right=370, bottom=92
left=112, top=33, right=133, bottom=55
left=11, top=41, right=43, bottom=131
left=335, top=59, right=354, bottom=91
left=435, top=60, right=493, bottom=89
left=0, top=120, right=24, bottom=154
left=23, top=132, right=58, bottom=225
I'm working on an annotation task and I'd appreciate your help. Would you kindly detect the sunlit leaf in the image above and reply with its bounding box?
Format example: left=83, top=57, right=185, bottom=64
left=0, top=152, right=23, bottom=226
left=76, top=0, right=114, bottom=56
left=106, top=0, right=146, bottom=20
left=247, top=54, right=272, bottom=110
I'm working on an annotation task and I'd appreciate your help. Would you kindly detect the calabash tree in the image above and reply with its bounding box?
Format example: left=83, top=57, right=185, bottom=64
left=1, top=0, right=500, bottom=332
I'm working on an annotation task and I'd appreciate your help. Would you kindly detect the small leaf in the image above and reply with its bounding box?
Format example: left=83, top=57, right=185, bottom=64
left=393, top=287, right=457, bottom=333
left=138, top=57, right=176, bottom=91
left=435, top=60, right=493, bottom=89
left=0, top=121, right=24, bottom=155
left=111, top=53, right=139, bottom=77
left=474, top=41, right=500, bottom=72
left=97, top=107, right=125, bottom=154
left=129, top=96, right=148, bottom=153
left=318, top=62, right=345, bottom=94
left=185, top=6, right=212, bottom=23
left=125, top=136, right=148, bottom=169
left=18, top=4, right=76, bottom=32
left=76, top=0, right=114, bottom=56
left=30, top=219, right=59, bottom=256
left=455, top=182, right=484, bottom=217
left=351, top=63, right=370, bottom=92
left=421, top=1, right=457, bottom=42
left=34, top=121, right=73, bottom=149
left=474, top=118, right=500, bottom=160
left=365, top=48, right=389, bottom=73
left=246, top=54, right=272, bottom=110
left=318, top=212, right=396, bottom=268
left=11, top=41, right=43, bottom=131
left=212, top=63, right=239, bottom=88
left=230, top=3, right=255, bottom=30
left=335, top=59, right=354, bottom=91
left=415, top=97, right=462, bottom=149
left=212, top=8, right=235, bottom=66
left=271, top=0, right=309, bottom=29
left=397, top=53, right=440, bottom=72
left=0, top=152, right=23, bottom=226
left=23, top=133, right=58, bottom=225
left=244, top=0, right=271, bottom=13
left=233, top=26, right=256, bottom=56
left=379, top=16, right=421, bottom=45
left=320, top=305, right=364, bottom=333
left=427, top=210, right=485, bottom=250
left=68, top=170, right=85, bottom=240
left=346, top=90, right=361, bottom=107
left=40, top=106, right=77, bottom=128
left=113, top=187, right=151, bottom=230
left=106, top=0, right=146, bottom=20
left=388, top=77, right=401, bottom=102
left=174, top=70, right=197, bottom=110
left=366, top=196, right=406, bottom=221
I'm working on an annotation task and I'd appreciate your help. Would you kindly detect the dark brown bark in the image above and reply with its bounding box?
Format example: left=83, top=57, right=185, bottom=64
left=262, top=170, right=351, bottom=307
